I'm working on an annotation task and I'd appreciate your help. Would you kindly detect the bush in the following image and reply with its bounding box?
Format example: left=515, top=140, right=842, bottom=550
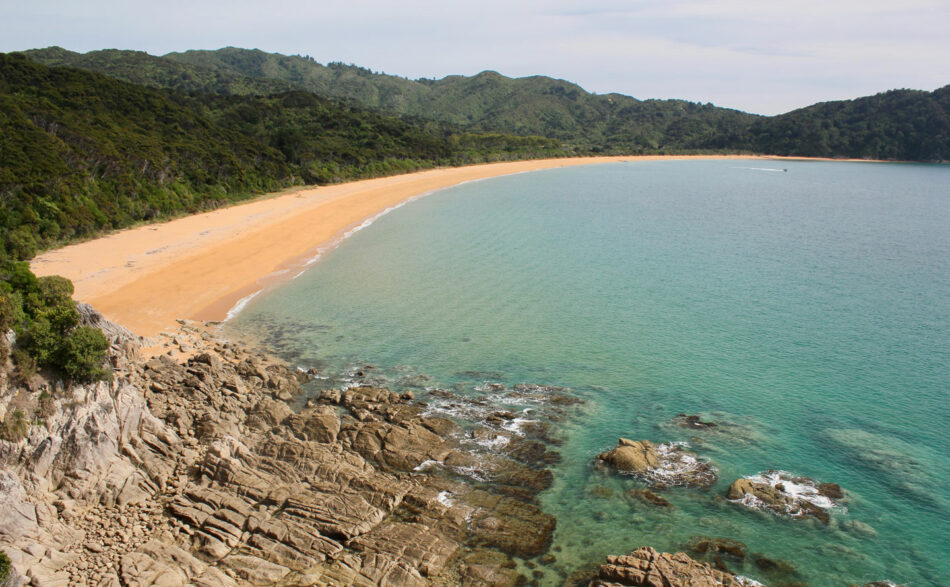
left=0, top=292, right=16, bottom=331
left=0, top=262, right=109, bottom=382
left=0, top=549, right=10, bottom=584
left=57, top=326, right=110, bottom=382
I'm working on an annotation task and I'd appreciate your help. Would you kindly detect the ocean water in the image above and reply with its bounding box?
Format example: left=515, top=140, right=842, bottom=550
left=227, top=160, right=950, bottom=586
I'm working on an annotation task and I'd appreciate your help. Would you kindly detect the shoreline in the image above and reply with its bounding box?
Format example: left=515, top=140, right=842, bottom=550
left=30, top=154, right=887, bottom=337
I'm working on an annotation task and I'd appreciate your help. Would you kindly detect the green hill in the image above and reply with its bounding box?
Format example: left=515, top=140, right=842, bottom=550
left=0, top=53, right=564, bottom=260
left=163, top=48, right=761, bottom=153
left=28, top=47, right=762, bottom=153
left=23, top=46, right=297, bottom=96
left=28, top=47, right=949, bottom=161
left=749, top=87, right=950, bottom=161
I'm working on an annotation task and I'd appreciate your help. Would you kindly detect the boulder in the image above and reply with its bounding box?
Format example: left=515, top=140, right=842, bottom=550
left=597, top=439, right=659, bottom=473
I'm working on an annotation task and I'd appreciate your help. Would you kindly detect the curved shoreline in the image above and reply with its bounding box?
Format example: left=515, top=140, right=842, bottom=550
left=29, top=154, right=874, bottom=337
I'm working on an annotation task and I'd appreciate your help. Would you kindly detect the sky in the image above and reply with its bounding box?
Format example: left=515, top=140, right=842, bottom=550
left=2, top=0, right=948, bottom=115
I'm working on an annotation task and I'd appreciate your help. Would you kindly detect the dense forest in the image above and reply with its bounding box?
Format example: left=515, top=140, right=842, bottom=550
left=0, top=52, right=563, bottom=260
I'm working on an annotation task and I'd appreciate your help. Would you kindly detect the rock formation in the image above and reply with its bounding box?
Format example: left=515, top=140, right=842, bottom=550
left=0, top=312, right=555, bottom=586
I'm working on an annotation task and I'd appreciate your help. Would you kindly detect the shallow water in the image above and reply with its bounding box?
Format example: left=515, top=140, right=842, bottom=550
left=228, top=160, right=950, bottom=585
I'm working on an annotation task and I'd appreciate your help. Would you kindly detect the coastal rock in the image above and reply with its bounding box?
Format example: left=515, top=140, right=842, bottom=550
left=590, top=546, right=752, bottom=586
left=597, top=439, right=718, bottom=489
left=597, top=439, right=659, bottom=473
left=0, top=314, right=573, bottom=586
left=285, top=405, right=341, bottom=443
left=727, top=471, right=842, bottom=523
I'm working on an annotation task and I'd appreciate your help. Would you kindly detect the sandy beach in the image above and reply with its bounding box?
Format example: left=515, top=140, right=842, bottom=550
left=29, top=154, right=855, bottom=337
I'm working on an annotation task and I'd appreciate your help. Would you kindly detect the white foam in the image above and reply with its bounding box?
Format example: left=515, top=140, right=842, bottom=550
left=748, top=470, right=836, bottom=510
left=436, top=491, right=455, bottom=507
left=733, top=166, right=787, bottom=173
left=341, top=197, right=417, bottom=240
left=731, top=470, right=842, bottom=516
left=413, top=459, right=441, bottom=472
left=501, top=409, right=539, bottom=436
left=736, top=576, right=766, bottom=587
left=223, top=290, right=262, bottom=322
left=303, top=250, right=324, bottom=266
left=451, top=464, right=492, bottom=482
left=639, top=442, right=716, bottom=487
left=467, top=433, right=510, bottom=450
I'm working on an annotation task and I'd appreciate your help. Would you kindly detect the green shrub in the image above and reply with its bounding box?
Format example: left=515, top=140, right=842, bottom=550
left=57, top=326, right=110, bottom=382
left=0, top=262, right=109, bottom=382
left=0, top=292, right=16, bottom=331
left=0, top=549, right=10, bottom=584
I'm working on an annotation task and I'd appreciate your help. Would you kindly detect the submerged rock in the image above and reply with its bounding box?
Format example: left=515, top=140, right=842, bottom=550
left=727, top=470, right=843, bottom=523
left=596, top=439, right=718, bottom=489
left=673, top=413, right=718, bottom=429
left=625, top=488, right=673, bottom=508
left=683, top=536, right=747, bottom=560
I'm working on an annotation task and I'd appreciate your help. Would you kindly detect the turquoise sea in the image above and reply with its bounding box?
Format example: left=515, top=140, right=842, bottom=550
left=227, top=160, right=950, bottom=586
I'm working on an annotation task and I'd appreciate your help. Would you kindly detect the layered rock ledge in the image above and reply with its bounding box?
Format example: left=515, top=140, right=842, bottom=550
left=590, top=546, right=759, bottom=587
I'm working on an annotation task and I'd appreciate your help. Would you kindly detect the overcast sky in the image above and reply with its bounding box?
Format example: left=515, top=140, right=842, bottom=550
left=2, top=0, right=948, bottom=115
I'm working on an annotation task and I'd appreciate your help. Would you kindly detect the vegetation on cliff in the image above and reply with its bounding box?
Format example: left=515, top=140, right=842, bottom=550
left=0, top=261, right=109, bottom=382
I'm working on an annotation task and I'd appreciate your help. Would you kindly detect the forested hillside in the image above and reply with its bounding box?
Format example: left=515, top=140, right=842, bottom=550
left=749, top=87, right=950, bottom=161
left=0, top=53, right=564, bottom=260
left=27, top=47, right=949, bottom=161
left=29, top=47, right=762, bottom=153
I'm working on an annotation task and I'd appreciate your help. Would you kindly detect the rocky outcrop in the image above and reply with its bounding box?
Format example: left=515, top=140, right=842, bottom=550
left=0, top=318, right=561, bottom=586
left=596, top=439, right=718, bottom=489
left=590, top=546, right=754, bottom=586
left=726, top=471, right=843, bottom=524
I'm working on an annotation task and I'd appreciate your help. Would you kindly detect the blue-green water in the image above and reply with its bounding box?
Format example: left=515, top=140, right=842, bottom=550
left=228, top=160, right=950, bottom=586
